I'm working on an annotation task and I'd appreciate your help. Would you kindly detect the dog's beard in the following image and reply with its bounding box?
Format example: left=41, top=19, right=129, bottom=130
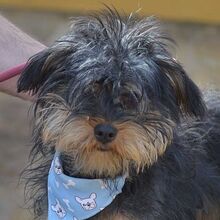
left=38, top=102, right=173, bottom=179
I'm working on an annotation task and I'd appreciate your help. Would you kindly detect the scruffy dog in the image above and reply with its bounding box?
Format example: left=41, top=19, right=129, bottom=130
left=18, top=9, right=220, bottom=220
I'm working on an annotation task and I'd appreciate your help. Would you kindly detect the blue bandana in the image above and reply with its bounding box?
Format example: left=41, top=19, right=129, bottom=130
left=48, top=152, right=126, bottom=220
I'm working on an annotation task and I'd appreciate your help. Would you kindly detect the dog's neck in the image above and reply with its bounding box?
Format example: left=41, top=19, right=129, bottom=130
left=60, top=153, right=123, bottom=179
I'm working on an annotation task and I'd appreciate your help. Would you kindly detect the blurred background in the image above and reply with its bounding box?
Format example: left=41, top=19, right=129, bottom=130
left=0, top=1, right=220, bottom=219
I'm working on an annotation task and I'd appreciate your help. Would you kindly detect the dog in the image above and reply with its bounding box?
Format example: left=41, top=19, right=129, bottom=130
left=17, top=8, right=220, bottom=220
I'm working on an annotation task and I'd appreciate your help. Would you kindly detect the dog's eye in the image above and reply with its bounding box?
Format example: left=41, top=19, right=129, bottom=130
left=119, top=93, right=139, bottom=110
left=92, top=82, right=102, bottom=94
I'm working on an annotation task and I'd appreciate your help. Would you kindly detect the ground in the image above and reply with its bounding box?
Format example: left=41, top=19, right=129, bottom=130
left=0, top=10, right=219, bottom=220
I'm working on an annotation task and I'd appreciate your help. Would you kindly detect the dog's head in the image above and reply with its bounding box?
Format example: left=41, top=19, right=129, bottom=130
left=51, top=199, right=66, bottom=218
left=75, top=193, right=97, bottom=210
left=18, top=9, right=206, bottom=178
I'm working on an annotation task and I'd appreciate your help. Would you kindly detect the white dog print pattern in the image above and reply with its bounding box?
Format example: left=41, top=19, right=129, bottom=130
left=51, top=199, right=66, bottom=218
left=54, top=157, right=62, bottom=175
left=75, top=193, right=97, bottom=210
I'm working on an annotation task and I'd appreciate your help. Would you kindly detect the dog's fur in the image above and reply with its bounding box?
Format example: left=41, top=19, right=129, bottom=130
left=18, top=8, right=220, bottom=220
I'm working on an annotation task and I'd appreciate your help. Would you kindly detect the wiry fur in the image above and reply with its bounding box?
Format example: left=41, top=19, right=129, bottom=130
left=18, top=8, right=220, bottom=220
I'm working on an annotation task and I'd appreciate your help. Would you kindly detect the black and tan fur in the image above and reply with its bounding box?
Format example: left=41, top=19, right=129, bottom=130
left=18, top=8, right=220, bottom=220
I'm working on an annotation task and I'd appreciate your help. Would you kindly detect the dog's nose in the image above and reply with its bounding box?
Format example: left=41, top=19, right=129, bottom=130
left=94, top=124, right=117, bottom=144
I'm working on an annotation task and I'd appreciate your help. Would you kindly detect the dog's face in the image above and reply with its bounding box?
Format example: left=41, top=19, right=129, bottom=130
left=18, top=10, right=205, bottom=178
left=51, top=199, right=66, bottom=218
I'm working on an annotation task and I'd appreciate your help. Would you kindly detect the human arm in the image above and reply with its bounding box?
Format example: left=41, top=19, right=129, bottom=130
left=0, top=14, right=46, bottom=101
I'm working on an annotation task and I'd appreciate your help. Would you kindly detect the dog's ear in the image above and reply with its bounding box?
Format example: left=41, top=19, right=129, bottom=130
left=157, top=58, right=206, bottom=118
left=90, top=193, right=96, bottom=200
left=51, top=205, right=57, bottom=211
left=17, top=49, right=51, bottom=94
left=17, top=48, right=72, bottom=95
left=75, top=197, right=82, bottom=204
